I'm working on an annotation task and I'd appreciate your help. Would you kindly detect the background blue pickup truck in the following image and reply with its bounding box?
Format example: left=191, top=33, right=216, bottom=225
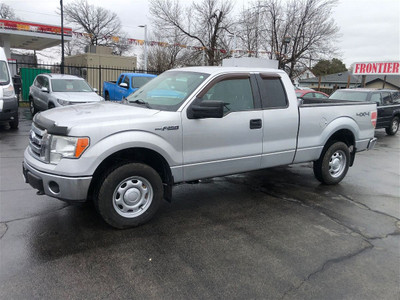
left=103, top=73, right=157, bottom=101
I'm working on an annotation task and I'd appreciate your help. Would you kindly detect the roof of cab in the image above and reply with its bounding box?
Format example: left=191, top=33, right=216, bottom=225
left=167, top=66, right=285, bottom=75
left=120, top=73, right=157, bottom=77
left=41, top=73, right=85, bottom=80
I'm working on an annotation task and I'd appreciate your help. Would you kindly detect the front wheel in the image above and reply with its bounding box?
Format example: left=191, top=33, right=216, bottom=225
left=385, top=116, right=399, bottom=135
left=96, top=162, right=163, bottom=229
left=313, top=141, right=350, bottom=185
left=29, top=98, right=37, bottom=115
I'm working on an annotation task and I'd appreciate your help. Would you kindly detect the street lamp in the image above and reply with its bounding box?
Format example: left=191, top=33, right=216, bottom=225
left=138, top=25, right=148, bottom=72
left=281, top=36, right=291, bottom=70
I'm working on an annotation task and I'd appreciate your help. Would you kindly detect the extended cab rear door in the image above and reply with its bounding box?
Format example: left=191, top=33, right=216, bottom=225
left=182, top=73, right=263, bottom=181
left=255, top=73, right=299, bottom=167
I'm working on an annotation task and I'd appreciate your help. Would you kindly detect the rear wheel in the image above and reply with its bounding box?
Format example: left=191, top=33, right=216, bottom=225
left=385, top=116, right=399, bottom=135
left=95, top=162, right=163, bottom=229
left=313, top=141, right=350, bottom=185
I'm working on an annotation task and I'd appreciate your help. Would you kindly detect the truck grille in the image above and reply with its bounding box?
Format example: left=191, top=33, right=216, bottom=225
left=29, top=123, right=45, bottom=160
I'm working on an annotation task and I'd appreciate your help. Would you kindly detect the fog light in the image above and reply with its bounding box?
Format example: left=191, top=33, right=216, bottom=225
left=48, top=181, right=60, bottom=194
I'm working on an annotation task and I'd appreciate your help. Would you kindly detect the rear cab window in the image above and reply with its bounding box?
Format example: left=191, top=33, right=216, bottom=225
left=256, top=74, right=288, bottom=109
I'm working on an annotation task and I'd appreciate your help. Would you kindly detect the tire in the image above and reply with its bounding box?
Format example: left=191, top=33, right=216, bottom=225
left=9, top=115, right=19, bottom=129
left=105, top=91, right=110, bottom=101
left=29, top=98, right=37, bottom=115
left=385, top=116, right=399, bottom=136
left=95, top=162, right=163, bottom=229
left=313, top=141, right=350, bottom=185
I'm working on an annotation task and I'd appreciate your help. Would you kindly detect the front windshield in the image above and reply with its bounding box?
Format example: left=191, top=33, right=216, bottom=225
left=330, top=90, right=368, bottom=101
left=126, top=71, right=209, bottom=111
left=51, top=79, right=93, bottom=92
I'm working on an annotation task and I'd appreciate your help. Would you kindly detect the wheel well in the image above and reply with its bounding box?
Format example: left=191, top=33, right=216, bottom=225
left=326, top=129, right=355, bottom=147
left=324, top=129, right=355, bottom=165
left=88, top=147, right=173, bottom=202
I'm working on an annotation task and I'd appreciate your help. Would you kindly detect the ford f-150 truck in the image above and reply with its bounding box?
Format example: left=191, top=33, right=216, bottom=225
left=103, top=73, right=156, bottom=101
left=23, top=67, right=377, bottom=228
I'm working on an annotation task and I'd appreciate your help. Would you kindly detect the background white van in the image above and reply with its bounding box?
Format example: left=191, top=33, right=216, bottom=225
left=0, top=47, right=18, bottom=129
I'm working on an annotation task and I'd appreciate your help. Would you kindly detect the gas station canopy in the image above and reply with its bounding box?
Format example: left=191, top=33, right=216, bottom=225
left=0, top=19, right=72, bottom=55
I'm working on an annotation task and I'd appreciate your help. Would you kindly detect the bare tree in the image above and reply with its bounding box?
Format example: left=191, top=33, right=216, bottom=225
left=150, top=0, right=234, bottom=66
left=256, top=0, right=339, bottom=79
left=0, top=3, right=18, bottom=19
left=63, top=0, right=130, bottom=55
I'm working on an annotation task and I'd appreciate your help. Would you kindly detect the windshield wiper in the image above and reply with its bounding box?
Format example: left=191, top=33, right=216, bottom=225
left=129, top=99, right=151, bottom=108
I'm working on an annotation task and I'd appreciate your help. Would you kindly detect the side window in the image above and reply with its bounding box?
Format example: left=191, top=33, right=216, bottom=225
left=34, top=77, right=41, bottom=88
left=117, top=75, right=124, bottom=86
left=42, top=77, right=49, bottom=89
left=258, top=77, right=288, bottom=108
left=314, top=92, right=328, bottom=99
left=123, top=75, right=130, bottom=88
left=391, top=91, right=400, bottom=103
left=370, top=93, right=382, bottom=105
left=381, top=92, right=392, bottom=105
left=36, top=76, right=45, bottom=88
left=203, top=78, right=254, bottom=112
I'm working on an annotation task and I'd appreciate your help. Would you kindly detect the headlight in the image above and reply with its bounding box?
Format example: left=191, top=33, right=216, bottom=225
left=48, top=135, right=89, bottom=164
left=57, top=98, right=71, bottom=106
left=3, top=85, right=15, bottom=98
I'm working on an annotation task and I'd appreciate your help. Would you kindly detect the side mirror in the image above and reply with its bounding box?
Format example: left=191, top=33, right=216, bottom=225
left=188, top=100, right=224, bottom=119
left=41, top=87, right=49, bottom=93
left=119, top=82, right=128, bottom=89
left=93, top=88, right=98, bottom=92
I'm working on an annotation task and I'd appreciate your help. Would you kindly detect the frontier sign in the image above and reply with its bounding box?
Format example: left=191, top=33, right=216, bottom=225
left=353, top=61, right=400, bottom=75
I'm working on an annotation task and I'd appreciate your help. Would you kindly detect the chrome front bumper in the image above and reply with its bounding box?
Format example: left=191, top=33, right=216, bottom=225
left=23, top=160, right=92, bottom=202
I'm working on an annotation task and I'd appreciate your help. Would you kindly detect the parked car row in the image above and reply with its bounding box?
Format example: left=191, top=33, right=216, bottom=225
left=28, top=72, right=158, bottom=116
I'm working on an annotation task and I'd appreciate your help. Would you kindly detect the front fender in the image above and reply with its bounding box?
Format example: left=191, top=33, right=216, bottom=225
left=53, top=130, right=182, bottom=177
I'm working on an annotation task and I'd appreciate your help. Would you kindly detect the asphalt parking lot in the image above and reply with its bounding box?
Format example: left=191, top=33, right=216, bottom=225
left=1, top=107, right=399, bottom=300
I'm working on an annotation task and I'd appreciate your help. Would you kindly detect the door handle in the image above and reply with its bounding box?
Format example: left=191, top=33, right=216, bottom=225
left=250, top=119, right=262, bottom=129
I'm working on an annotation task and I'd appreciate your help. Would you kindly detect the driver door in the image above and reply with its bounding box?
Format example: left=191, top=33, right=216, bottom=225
left=182, top=74, right=263, bottom=181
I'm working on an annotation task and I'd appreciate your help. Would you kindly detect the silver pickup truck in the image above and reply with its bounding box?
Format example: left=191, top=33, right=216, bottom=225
left=23, top=67, right=377, bottom=228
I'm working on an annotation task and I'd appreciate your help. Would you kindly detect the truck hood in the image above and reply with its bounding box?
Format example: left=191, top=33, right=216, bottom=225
left=52, top=91, right=103, bottom=103
left=35, top=102, right=161, bottom=133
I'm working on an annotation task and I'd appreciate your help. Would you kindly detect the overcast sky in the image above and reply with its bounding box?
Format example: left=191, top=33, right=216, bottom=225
left=3, top=0, right=399, bottom=68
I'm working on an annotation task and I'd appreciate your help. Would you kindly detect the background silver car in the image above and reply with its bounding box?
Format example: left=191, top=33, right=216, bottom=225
left=29, top=74, right=104, bottom=115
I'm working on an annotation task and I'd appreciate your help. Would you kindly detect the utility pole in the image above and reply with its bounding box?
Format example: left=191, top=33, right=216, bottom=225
left=60, top=0, right=65, bottom=74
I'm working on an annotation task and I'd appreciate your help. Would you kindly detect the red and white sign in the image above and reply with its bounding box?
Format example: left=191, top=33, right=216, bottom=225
left=0, top=19, right=72, bottom=36
left=353, top=61, right=400, bottom=75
